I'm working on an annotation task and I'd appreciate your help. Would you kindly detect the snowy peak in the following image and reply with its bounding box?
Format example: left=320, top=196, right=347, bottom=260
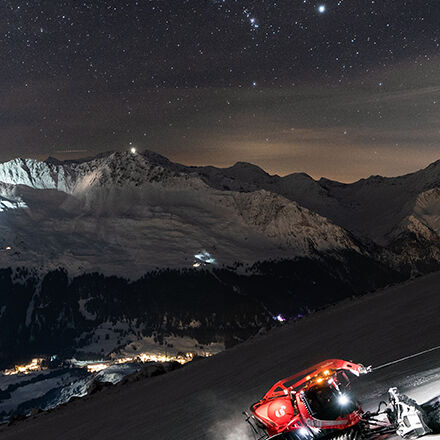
left=0, top=150, right=188, bottom=194
left=228, top=161, right=270, bottom=179
left=191, top=161, right=274, bottom=193
left=69, top=150, right=179, bottom=192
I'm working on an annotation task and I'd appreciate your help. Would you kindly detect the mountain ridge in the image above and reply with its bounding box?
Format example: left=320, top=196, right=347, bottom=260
left=2, top=149, right=438, bottom=190
left=0, top=151, right=363, bottom=277
left=0, top=150, right=440, bottom=275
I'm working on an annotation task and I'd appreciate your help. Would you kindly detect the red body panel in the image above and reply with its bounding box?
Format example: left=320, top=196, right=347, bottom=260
left=251, top=359, right=365, bottom=436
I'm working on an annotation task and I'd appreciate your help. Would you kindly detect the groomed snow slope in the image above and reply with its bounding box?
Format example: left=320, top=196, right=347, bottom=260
left=2, top=272, right=440, bottom=440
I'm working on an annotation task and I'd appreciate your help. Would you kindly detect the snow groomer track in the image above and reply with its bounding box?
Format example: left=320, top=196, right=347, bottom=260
left=2, top=272, right=440, bottom=440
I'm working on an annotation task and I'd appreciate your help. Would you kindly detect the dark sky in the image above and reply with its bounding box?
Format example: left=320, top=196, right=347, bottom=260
left=1, top=0, right=439, bottom=181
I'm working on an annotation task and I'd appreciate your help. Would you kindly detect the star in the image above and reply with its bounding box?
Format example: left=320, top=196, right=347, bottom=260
left=0, top=0, right=437, bottom=179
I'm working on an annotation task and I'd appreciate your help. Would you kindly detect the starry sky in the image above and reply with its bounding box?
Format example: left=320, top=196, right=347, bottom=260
left=1, top=0, right=439, bottom=181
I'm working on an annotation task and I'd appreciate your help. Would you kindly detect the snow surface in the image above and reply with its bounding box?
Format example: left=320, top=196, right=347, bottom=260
left=0, top=371, right=53, bottom=392
left=0, top=374, right=74, bottom=413
left=1, top=271, right=440, bottom=440
left=0, top=365, right=140, bottom=421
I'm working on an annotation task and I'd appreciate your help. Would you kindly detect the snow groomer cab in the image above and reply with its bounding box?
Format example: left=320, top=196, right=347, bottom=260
left=249, top=359, right=370, bottom=439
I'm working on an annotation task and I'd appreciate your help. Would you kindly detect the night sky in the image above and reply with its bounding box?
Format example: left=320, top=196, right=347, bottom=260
left=1, top=0, right=439, bottom=181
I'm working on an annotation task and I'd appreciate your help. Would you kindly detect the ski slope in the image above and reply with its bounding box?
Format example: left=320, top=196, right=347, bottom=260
left=2, top=272, right=440, bottom=440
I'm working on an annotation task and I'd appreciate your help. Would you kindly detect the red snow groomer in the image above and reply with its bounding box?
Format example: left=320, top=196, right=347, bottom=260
left=245, top=359, right=437, bottom=440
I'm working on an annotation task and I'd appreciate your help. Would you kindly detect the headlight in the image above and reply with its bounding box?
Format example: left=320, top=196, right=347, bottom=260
left=338, top=394, right=350, bottom=406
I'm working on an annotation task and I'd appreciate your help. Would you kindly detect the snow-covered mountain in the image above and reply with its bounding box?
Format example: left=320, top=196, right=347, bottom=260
left=0, top=151, right=361, bottom=277
left=0, top=151, right=180, bottom=192
left=1, top=152, right=439, bottom=435
left=0, top=149, right=438, bottom=370
left=188, top=158, right=440, bottom=271
left=2, top=149, right=439, bottom=274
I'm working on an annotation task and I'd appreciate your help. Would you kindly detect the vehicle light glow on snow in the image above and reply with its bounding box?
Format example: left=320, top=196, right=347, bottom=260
left=273, top=314, right=286, bottom=322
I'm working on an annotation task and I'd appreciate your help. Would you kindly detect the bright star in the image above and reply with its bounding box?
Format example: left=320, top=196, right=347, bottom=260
left=318, top=5, right=326, bottom=13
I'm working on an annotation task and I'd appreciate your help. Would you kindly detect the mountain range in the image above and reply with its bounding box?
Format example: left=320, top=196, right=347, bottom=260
left=1, top=150, right=440, bottom=276
left=1, top=150, right=439, bottom=367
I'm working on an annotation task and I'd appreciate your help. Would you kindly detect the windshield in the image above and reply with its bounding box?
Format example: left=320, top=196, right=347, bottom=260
left=303, top=383, right=357, bottom=420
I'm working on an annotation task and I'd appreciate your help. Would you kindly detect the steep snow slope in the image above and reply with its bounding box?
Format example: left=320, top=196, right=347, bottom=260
left=2, top=272, right=440, bottom=440
left=0, top=152, right=359, bottom=276
left=410, top=188, right=440, bottom=238
left=317, top=168, right=440, bottom=245
left=223, top=190, right=358, bottom=251
left=193, top=159, right=440, bottom=247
